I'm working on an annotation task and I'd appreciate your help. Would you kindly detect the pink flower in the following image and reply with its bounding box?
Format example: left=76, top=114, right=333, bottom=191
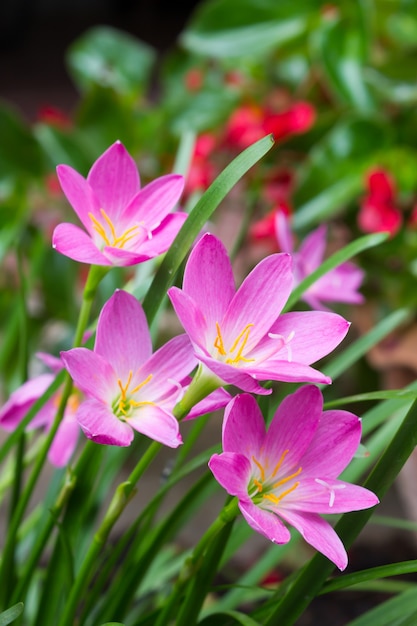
left=52, top=141, right=187, bottom=266
left=209, top=387, right=379, bottom=570
left=61, top=290, right=228, bottom=448
left=358, top=168, right=402, bottom=236
left=0, top=354, right=80, bottom=467
left=275, top=211, right=364, bottom=310
left=168, top=233, right=350, bottom=395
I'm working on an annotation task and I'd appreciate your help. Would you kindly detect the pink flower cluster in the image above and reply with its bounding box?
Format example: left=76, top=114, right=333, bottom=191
left=0, top=142, right=378, bottom=570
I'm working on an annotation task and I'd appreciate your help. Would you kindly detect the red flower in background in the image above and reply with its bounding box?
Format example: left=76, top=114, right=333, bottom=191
left=249, top=170, right=294, bottom=244
left=37, top=105, right=72, bottom=130
left=225, top=101, right=316, bottom=151
left=358, top=169, right=402, bottom=236
left=184, top=133, right=217, bottom=197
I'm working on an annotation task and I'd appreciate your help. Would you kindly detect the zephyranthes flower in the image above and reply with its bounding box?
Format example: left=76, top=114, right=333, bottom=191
left=168, top=233, right=350, bottom=394
left=209, top=387, right=379, bottom=570
left=52, top=141, right=187, bottom=266
left=275, top=211, right=364, bottom=311
left=61, top=290, right=228, bottom=448
left=0, top=353, right=80, bottom=467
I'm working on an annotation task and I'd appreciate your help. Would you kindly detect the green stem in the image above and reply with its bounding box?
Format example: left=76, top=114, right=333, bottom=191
left=262, top=396, right=417, bottom=626
left=173, top=365, right=222, bottom=421
left=0, top=265, right=104, bottom=609
left=57, top=439, right=163, bottom=626
left=154, top=497, right=240, bottom=626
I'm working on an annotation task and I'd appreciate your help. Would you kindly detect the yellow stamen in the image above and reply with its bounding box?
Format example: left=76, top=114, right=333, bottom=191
left=214, top=322, right=226, bottom=356
left=131, top=373, right=153, bottom=394
left=273, top=466, right=302, bottom=489
left=252, top=456, right=266, bottom=482
left=214, top=322, right=255, bottom=365
left=88, top=209, right=140, bottom=249
left=263, top=481, right=300, bottom=504
left=271, top=449, right=290, bottom=477
left=116, top=371, right=153, bottom=416
left=253, top=479, right=263, bottom=492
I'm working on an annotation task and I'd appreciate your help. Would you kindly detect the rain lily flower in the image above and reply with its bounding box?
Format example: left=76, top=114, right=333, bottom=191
left=168, top=233, right=350, bottom=395
left=209, top=387, right=379, bottom=570
left=61, top=290, right=228, bottom=448
left=52, top=141, right=187, bottom=266
left=275, top=211, right=364, bottom=310
left=0, top=354, right=80, bottom=467
left=358, top=168, right=402, bottom=237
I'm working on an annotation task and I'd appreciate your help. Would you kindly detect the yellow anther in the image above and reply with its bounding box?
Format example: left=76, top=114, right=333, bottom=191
left=273, top=466, right=302, bottom=489
left=263, top=481, right=300, bottom=505
left=252, top=456, right=266, bottom=482
left=89, top=209, right=140, bottom=249
left=271, top=449, right=290, bottom=478
left=214, top=322, right=255, bottom=365
left=253, top=479, right=263, bottom=492
left=116, top=371, right=153, bottom=416
left=214, top=322, right=227, bottom=356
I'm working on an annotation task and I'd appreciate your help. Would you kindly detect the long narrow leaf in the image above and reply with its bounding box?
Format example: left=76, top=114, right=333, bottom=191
left=142, top=134, right=274, bottom=325
left=283, top=231, right=388, bottom=311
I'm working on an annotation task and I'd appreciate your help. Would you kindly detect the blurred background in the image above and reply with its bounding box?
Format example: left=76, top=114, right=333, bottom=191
left=0, top=0, right=199, bottom=120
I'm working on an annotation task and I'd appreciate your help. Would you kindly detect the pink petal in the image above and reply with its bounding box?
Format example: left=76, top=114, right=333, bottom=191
left=60, top=348, right=117, bottom=402
left=186, top=386, right=231, bottom=420
left=52, top=223, right=110, bottom=266
left=102, top=247, right=154, bottom=266
left=268, top=311, right=350, bottom=364
left=278, top=508, right=348, bottom=570
left=288, top=478, right=379, bottom=514
left=247, top=360, right=331, bottom=385
left=137, top=334, right=196, bottom=400
left=48, top=417, right=80, bottom=467
left=262, top=385, right=322, bottom=470
left=76, top=398, right=134, bottom=446
left=222, top=394, right=266, bottom=456
left=36, top=352, right=64, bottom=374
left=94, top=291, right=152, bottom=380
left=123, top=174, right=184, bottom=226
left=222, top=253, right=293, bottom=351
left=56, top=165, right=100, bottom=231
left=168, top=287, right=210, bottom=354
left=87, top=141, right=140, bottom=220
left=197, top=354, right=272, bottom=394
left=301, top=410, right=362, bottom=477
left=135, top=212, right=188, bottom=257
left=274, top=211, right=294, bottom=254
left=297, top=225, right=327, bottom=274
left=183, top=234, right=236, bottom=331
left=239, top=500, right=291, bottom=544
left=127, top=405, right=182, bottom=448
left=209, top=452, right=252, bottom=498
left=0, top=374, right=54, bottom=429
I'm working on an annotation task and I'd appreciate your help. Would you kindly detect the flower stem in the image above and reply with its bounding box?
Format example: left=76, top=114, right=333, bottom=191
left=262, top=396, right=417, bottom=626
left=173, top=365, right=222, bottom=421
left=57, top=439, right=163, bottom=626
left=154, top=497, right=240, bottom=626
left=0, top=265, right=103, bottom=609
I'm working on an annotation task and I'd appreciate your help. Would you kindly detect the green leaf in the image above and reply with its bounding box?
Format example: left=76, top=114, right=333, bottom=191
left=324, top=307, right=413, bottom=382
left=322, top=560, right=417, bottom=595
left=181, top=0, right=318, bottom=58
left=142, top=134, right=274, bottom=325
left=66, top=26, right=156, bottom=97
left=199, top=610, right=262, bottom=625
left=345, top=588, right=417, bottom=626
left=293, top=117, right=392, bottom=229
left=0, top=604, right=24, bottom=625
left=325, top=389, right=417, bottom=409
left=311, top=15, right=375, bottom=111
left=283, top=232, right=388, bottom=311
left=0, top=102, right=43, bottom=186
